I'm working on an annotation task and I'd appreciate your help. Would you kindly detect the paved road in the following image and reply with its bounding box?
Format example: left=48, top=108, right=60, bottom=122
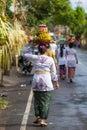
left=0, top=48, right=87, bottom=130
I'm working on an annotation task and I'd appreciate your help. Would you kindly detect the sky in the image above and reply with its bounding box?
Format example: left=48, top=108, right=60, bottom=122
left=70, top=0, right=87, bottom=12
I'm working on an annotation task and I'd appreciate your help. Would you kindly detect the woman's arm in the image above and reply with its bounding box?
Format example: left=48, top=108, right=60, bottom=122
left=55, top=80, right=60, bottom=89
left=74, top=51, right=78, bottom=64
left=50, top=58, right=60, bottom=89
left=22, top=47, right=38, bottom=62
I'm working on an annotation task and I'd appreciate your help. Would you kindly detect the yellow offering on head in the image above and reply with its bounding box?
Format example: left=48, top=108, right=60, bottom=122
left=34, top=24, right=52, bottom=44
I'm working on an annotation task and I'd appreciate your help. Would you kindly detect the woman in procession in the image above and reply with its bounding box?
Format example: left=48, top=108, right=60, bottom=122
left=22, top=43, right=59, bottom=127
left=56, top=39, right=67, bottom=80
left=66, top=42, right=78, bottom=83
left=45, top=43, right=57, bottom=67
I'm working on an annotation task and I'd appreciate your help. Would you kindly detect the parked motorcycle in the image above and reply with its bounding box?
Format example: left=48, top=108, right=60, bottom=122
left=18, top=55, right=33, bottom=74
left=18, top=40, right=38, bottom=74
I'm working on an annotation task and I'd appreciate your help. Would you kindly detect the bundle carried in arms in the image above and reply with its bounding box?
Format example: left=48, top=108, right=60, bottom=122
left=34, top=25, right=52, bottom=44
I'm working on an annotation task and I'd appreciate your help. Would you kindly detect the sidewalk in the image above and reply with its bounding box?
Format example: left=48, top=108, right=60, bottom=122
left=0, top=66, right=33, bottom=88
left=2, top=67, right=20, bottom=87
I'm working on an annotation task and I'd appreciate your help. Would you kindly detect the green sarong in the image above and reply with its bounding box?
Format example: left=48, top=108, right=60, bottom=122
left=33, top=91, right=52, bottom=119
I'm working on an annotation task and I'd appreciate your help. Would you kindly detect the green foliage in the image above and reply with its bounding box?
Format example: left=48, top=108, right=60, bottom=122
left=51, top=0, right=72, bottom=24
left=6, top=0, right=14, bottom=19
left=0, top=98, right=9, bottom=110
left=0, top=0, right=87, bottom=38
left=23, top=0, right=72, bottom=28
left=68, top=6, right=86, bottom=37
left=0, top=0, right=13, bottom=21
left=26, top=0, right=53, bottom=26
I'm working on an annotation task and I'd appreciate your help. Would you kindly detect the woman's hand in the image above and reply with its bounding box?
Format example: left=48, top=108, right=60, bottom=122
left=55, top=81, right=60, bottom=89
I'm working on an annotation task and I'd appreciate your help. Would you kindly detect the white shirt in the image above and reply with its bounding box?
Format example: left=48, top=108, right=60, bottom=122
left=50, top=43, right=57, bottom=55
left=57, top=47, right=67, bottom=65
left=23, top=49, right=58, bottom=91
left=66, top=47, right=77, bottom=67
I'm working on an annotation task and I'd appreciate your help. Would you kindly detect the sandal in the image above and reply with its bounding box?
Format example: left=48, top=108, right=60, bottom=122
left=70, top=79, right=73, bottom=83
left=33, top=116, right=40, bottom=124
left=40, top=120, right=48, bottom=127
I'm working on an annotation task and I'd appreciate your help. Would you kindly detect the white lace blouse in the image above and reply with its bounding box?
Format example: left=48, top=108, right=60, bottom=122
left=23, top=49, right=58, bottom=91
left=66, top=47, right=78, bottom=67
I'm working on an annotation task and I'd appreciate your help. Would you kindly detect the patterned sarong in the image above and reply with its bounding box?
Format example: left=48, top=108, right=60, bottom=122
left=33, top=91, right=52, bottom=119
left=59, top=64, right=66, bottom=75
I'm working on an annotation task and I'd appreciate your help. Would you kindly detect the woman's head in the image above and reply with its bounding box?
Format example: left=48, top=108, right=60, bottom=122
left=38, top=44, right=47, bottom=54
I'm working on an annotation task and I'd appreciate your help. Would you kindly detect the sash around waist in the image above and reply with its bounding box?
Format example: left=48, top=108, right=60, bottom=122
left=35, top=71, right=51, bottom=74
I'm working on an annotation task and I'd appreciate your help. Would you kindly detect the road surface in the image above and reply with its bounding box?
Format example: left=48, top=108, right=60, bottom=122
left=0, top=48, right=87, bottom=130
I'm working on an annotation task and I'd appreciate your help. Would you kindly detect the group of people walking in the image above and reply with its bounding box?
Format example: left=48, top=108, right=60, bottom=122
left=22, top=38, right=78, bottom=127
left=56, top=40, right=78, bottom=83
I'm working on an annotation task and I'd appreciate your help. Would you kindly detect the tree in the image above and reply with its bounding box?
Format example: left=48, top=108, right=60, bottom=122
left=21, top=0, right=72, bottom=33
left=50, top=0, right=72, bottom=25
left=6, top=0, right=13, bottom=20
left=0, top=0, right=13, bottom=21
left=69, top=6, right=86, bottom=37
left=0, top=0, right=28, bottom=84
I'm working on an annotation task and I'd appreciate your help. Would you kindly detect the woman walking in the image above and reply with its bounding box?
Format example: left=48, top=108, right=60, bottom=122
left=23, top=43, right=59, bottom=126
left=56, top=42, right=67, bottom=80
left=45, top=43, right=57, bottom=66
left=66, top=42, right=78, bottom=82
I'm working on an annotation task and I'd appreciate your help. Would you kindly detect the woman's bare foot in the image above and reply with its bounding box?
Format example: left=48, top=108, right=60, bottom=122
left=40, top=119, right=48, bottom=127
left=33, top=116, right=40, bottom=124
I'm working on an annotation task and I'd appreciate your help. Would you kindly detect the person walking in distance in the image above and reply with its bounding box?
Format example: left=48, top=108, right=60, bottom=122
left=22, top=43, right=59, bottom=127
left=66, top=42, right=78, bottom=83
left=45, top=43, right=57, bottom=67
left=56, top=42, right=67, bottom=80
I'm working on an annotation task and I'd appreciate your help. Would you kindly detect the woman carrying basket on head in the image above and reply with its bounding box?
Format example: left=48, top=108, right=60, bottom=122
left=22, top=43, right=59, bottom=127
